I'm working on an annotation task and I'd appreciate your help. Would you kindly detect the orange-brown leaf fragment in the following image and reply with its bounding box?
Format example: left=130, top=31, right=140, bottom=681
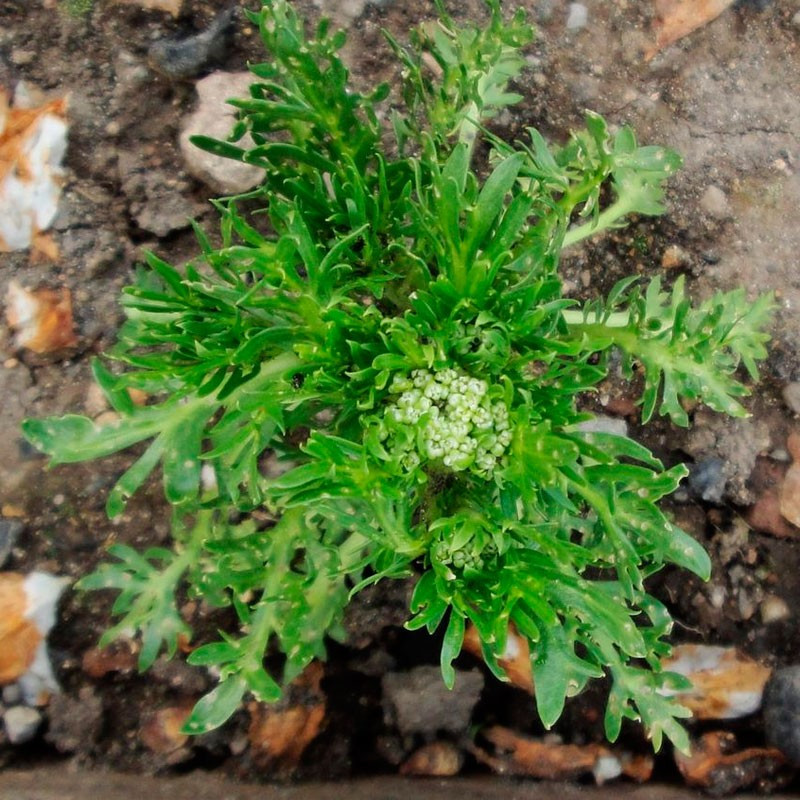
left=463, top=623, right=533, bottom=694
left=6, top=280, right=77, bottom=353
left=646, top=0, right=736, bottom=60
left=675, top=731, right=786, bottom=793
left=472, top=725, right=652, bottom=785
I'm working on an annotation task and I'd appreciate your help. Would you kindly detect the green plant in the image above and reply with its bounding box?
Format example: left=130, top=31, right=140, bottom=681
left=24, top=0, right=772, bottom=751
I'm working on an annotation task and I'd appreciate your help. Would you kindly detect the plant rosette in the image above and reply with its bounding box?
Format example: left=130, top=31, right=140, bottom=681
left=23, top=0, right=772, bottom=752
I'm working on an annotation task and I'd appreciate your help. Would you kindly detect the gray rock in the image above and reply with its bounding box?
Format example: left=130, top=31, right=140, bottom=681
left=700, top=185, right=731, bottom=219
left=566, top=3, right=588, bottom=30
left=688, top=458, right=726, bottom=504
left=0, top=364, right=36, bottom=497
left=782, top=382, right=800, bottom=414
left=179, top=71, right=263, bottom=195
left=382, top=666, right=483, bottom=737
left=3, top=706, right=42, bottom=745
left=763, top=666, right=800, bottom=765
left=118, top=155, right=203, bottom=237
left=45, top=689, right=104, bottom=754
left=148, top=6, right=237, bottom=80
left=685, top=412, right=770, bottom=506
left=0, top=519, right=22, bottom=568
left=793, top=10, right=800, bottom=28
left=2, top=685, right=22, bottom=706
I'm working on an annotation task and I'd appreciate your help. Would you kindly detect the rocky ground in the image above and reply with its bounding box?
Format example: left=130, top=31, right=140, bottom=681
left=3, top=0, right=800, bottom=794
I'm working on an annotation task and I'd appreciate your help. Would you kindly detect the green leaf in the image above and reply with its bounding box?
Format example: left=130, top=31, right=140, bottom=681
left=182, top=676, right=248, bottom=735
left=440, top=609, right=465, bottom=690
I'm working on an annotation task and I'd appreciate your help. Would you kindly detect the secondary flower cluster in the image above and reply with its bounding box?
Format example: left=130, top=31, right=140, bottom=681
left=381, top=367, right=512, bottom=475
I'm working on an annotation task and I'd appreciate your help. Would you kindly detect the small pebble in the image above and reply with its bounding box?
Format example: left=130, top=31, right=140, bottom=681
left=763, top=667, right=800, bottom=765
left=760, top=594, right=790, bottom=624
left=700, top=185, right=731, bottom=219
left=0, top=519, right=23, bottom=568
left=688, top=458, right=726, bottom=504
left=770, top=448, right=791, bottom=463
left=793, top=10, right=800, bottom=28
left=3, top=706, right=42, bottom=745
left=566, top=2, right=588, bottom=29
left=2, top=685, right=22, bottom=706
left=148, top=6, right=237, bottom=80
left=661, top=244, right=690, bottom=270
left=10, top=48, right=35, bottom=66
left=782, top=383, right=800, bottom=414
left=576, top=414, right=628, bottom=437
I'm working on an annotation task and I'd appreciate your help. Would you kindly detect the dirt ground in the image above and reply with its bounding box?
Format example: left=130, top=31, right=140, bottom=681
left=3, top=0, right=800, bottom=792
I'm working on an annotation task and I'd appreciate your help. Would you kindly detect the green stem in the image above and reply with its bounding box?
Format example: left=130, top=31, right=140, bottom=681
left=562, top=198, right=633, bottom=249
left=562, top=310, right=631, bottom=329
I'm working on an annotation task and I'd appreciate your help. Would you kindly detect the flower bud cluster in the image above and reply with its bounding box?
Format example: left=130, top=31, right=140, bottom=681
left=382, top=368, right=512, bottom=475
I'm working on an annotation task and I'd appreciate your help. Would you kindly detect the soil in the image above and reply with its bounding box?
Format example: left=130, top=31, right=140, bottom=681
left=2, top=0, right=800, bottom=793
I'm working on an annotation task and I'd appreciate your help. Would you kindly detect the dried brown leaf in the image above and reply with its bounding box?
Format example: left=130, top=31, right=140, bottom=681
left=646, top=0, right=736, bottom=60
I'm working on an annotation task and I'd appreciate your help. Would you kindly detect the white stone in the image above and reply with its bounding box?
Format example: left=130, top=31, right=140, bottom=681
left=576, top=414, right=628, bottom=438
left=180, top=72, right=264, bottom=196
left=699, top=185, right=731, bottom=219
left=4, top=706, right=42, bottom=744
left=566, top=3, right=588, bottom=30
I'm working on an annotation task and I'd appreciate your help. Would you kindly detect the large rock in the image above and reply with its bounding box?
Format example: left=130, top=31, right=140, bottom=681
left=179, top=72, right=263, bottom=196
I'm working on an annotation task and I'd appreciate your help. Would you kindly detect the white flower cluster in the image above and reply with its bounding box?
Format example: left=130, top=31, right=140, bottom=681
left=384, top=368, right=512, bottom=474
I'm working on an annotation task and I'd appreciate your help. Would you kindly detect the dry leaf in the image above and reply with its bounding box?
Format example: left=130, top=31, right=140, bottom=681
left=646, top=0, right=736, bottom=60
left=661, top=644, right=772, bottom=719
left=5, top=280, right=77, bottom=353
left=0, top=92, right=68, bottom=254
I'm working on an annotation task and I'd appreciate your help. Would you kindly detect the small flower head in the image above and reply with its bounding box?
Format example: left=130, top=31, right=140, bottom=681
left=381, top=367, right=512, bottom=476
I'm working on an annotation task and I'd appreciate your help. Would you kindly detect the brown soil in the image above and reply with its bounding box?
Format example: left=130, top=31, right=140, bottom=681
left=2, top=0, right=800, bottom=792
